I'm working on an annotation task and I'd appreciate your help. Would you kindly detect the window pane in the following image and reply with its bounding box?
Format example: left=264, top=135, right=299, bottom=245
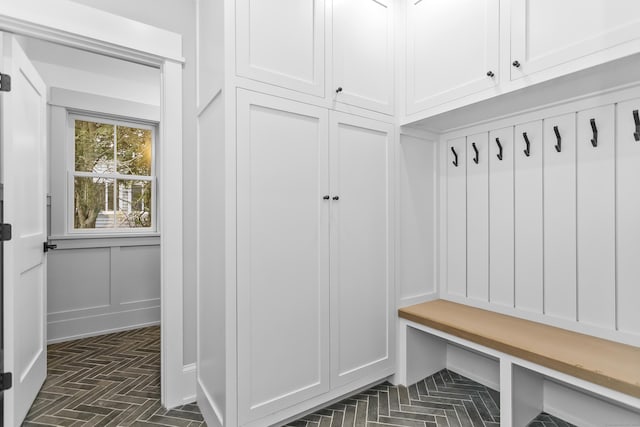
left=115, top=180, right=152, bottom=228
left=74, top=176, right=114, bottom=229
left=75, top=120, right=115, bottom=173
left=116, top=125, right=152, bottom=176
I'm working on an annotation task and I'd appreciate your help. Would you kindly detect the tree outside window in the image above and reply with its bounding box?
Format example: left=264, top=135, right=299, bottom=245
left=72, top=117, right=155, bottom=231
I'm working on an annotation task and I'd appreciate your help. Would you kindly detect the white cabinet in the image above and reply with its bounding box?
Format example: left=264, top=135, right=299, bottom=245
left=332, top=0, right=394, bottom=114
left=236, top=91, right=394, bottom=423
left=330, top=112, right=394, bottom=387
left=511, top=0, right=640, bottom=80
left=446, top=137, right=467, bottom=297
left=236, top=91, right=330, bottom=423
left=236, top=0, right=325, bottom=96
left=405, top=0, right=499, bottom=114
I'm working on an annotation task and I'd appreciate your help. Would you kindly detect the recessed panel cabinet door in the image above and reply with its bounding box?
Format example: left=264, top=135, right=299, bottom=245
left=330, top=112, right=394, bottom=388
left=236, top=0, right=325, bottom=96
left=333, top=0, right=394, bottom=114
left=237, top=90, right=330, bottom=424
left=511, top=0, right=640, bottom=80
left=406, top=0, right=499, bottom=114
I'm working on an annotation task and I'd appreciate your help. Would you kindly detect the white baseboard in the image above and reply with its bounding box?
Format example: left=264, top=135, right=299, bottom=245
left=398, top=292, right=439, bottom=308
left=197, top=379, right=224, bottom=427
left=47, top=306, right=160, bottom=343
left=446, top=344, right=500, bottom=391
left=181, top=363, right=197, bottom=405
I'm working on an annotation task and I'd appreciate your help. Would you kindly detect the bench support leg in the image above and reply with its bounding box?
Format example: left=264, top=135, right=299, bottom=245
left=391, top=320, right=447, bottom=387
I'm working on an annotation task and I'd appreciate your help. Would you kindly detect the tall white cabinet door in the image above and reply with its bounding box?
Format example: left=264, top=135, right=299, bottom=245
left=329, top=112, right=394, bottom=388
left=236, top=90, right=330, bottom=423
left=406, top=0, right=499, bottom=114
left=236, top=0, right=325, bottom=96
left=616, top=99, right=640, bottom=335
left=333, top=0, right=394, bottom=114
left=577, top=105, right=616, bottom=329
left=543, top=114, right=577, bottom=321
left=511, top=0, right=640, bottom=80
left=466, top=132, right=489, bottom=303
left=447, top=137, right=466, bottom=298
left=489, top=128, right=514, bottom=308
left=514, top=121, right=543, bottom=313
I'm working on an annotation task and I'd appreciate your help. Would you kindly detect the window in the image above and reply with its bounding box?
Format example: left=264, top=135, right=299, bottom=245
left=70, top=115, right=156, bottom=232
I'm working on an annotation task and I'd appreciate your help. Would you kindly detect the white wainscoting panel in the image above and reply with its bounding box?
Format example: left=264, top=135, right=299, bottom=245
left=446, top=137, right=467, bottom=297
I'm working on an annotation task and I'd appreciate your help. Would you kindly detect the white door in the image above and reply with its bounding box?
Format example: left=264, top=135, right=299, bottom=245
left=511, top=0, right=640, bottom=80
left=236, top=90, right=330, bottom=424
left=236, top=0, right=325, bottom=97
left=406, top=0, right=499, bottom=114
left=332, top=0, right=394, bottom=114
left=1, top=35, right=48, bottom=426
left=329, top=112, right=393, bottom=388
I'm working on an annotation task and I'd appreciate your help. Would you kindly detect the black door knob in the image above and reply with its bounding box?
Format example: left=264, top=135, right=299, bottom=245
left=486, top=71, right=495, bottom=77
left=336, top=87, right=343, bottom=94
left=43, top=242, right=57, bottom=253
left=322, top=195, right=330, bottom=200
left=512, top=60, right=521, bottom=68
left=332, top=196, right=339, bottom=201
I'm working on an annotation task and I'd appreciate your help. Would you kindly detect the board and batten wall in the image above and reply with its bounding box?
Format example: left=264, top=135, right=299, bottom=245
left=439, top=84, right=640, bottom=347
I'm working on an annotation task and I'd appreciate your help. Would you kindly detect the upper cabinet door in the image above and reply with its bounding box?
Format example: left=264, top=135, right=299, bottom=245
left=511, top=0, right=640, bottom=80
left=406, top=0, right=499, bottom=115
left=332, top=0, right=394, bottom=114
left=236, top=0, right=325, bottom=96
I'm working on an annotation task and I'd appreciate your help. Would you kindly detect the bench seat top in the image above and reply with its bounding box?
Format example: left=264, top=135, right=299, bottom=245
left=399, top=299, right=640, bottom=399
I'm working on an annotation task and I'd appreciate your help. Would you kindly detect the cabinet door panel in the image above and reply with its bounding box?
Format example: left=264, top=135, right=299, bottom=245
left=236, top=0, right=325, bottom=96
left=577, top=105, right=615, bottom=329
left=489, top=128, right=514, bottom=308
left=511, top=0, right=640, bottom=79
left=466, top=133, right=489, bottom=302
left=330, top=112, right=393, bottom=388
left=447, top=137, right=466, bottom=297
left=406, top=0, right=499, bottom=114
left=543, top=114, right=577, bottom=321
left=616, top=99, right=640, bottom=335
left=333, top=0, right=394, bottom=113
left=514, top=121, right=543, bottom=313
left=237, top=90, right=330, bottom=423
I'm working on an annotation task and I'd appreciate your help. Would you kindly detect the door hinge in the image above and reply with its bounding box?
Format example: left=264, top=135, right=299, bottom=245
left=0, top=73, right=11, bottom=92
left=0, top=223, right=11, bottom=241
left=0, top=372, right=12, bottom=391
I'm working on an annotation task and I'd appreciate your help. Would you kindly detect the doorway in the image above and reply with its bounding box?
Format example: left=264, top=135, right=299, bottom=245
left=0, top=3, right=187, bottom=426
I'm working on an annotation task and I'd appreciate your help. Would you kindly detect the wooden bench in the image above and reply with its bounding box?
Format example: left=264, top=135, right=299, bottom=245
left=395, top=299, right=640, bottom=426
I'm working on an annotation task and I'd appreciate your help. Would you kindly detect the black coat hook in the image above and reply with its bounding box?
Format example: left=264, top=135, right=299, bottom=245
left=590, top=118, right=598, bottom=147
left=633, top=110, right=640, bottom=142
left=522, top=132, right=531, bottom=157
left=451, top=146, right=459, bottom=167
left=553, top=126, right=562, bottom=152
left=495, top=138, right=503, bottom=161
left=472, top=142, right=479, bottom=164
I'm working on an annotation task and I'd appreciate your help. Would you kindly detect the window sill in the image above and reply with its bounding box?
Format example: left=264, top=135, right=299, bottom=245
left=49, top=232, right=160, bottom=240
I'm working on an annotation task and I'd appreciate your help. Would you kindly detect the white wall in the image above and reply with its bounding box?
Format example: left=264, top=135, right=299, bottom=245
left=69, top=0, right=198, bottom=364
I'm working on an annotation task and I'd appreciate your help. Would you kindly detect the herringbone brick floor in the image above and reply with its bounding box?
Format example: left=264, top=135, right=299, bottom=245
left=284, top=369, right=575, bottom=427
left=23, top=326, right=205, bottom=427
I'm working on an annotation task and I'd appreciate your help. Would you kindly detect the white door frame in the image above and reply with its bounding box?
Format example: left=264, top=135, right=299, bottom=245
left=0, top=0, right=188, bottom=408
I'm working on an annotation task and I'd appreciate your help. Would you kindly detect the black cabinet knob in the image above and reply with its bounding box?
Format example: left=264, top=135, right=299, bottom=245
left=512, top=60, right=521, bottom=68
left=332, top=196, right=340, bottom=201
left=336, top=87, right=343, bottom=94
left=323, top=195, right=330, bottom=200
left=486, top=71, right=495, bottom=77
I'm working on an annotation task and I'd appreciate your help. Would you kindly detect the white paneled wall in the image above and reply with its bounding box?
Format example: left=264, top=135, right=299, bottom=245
left=47, top=240, right=160, bottom=342
left=441, top=87, right=640, bottom=344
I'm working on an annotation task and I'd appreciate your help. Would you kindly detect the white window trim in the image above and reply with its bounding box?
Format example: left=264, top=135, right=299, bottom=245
left=67, top=112, right=158, bottom=235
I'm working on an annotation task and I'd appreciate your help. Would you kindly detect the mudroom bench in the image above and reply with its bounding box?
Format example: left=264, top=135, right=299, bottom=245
left=395, top=299, right=640, bottom=426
